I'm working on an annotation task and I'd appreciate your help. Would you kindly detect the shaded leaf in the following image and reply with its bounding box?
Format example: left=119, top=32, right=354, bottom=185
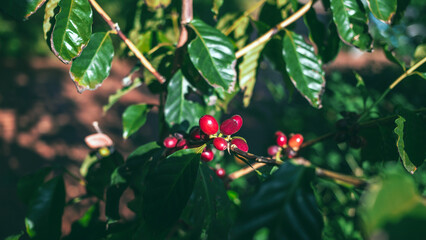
left=0, top=0, right=46, bottom=20
left=188, top=19, right=237, bottom=92
left=329, top=0, right=372, bottom=50
left=359, top=166, right=426, bottom=239
left=180, top=162, right=233, bottom=239
left=394, top=112, right=426, bottom=174
left=230, top=162, right=323, bottom=240
left=70, top=32, right=114, bottom=93
left=17, top=167, right=52, bottom=205
left=5, top=232, right=23, bottom=240
left=282, top=30, right=326, bottom=108
left=64, top=203, right=106, bottom=239
left=141, top=147, right=203, bottom=237
left=367, top=0, right=397, bottom=24
left=239, top=43, right=266, bottom=107
left=392, top=0, right=410, bottom=25
left=103, top=77, right=142, bottom=113
left=25, top=176, right=65, bottom=240
left=164, top=70, right=204, bottom=130
left=43, top=0, right=60, bottom=40
left=122, top=104, right=151, bottom=139
left=51, top=0, right=93, bottom=63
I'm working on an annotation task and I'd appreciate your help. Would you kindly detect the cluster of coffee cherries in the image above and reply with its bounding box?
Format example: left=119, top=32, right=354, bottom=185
left=163, top=114, right=248, bottom=178
left=333, top=111, right=366, bottom=149
left=267, top=131, right=304, bottom=159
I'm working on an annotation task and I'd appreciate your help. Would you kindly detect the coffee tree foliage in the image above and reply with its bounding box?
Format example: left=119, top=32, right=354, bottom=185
left=2, top=0, right=426, bottom=239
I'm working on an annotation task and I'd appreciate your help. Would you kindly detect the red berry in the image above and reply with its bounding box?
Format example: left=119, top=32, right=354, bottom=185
left=276, top=134, right=287, bottom=147
left=199, top=115, right=218, bottom=135
left=176, top=139, right=187, bottom=149
left=275, top=131, right=285, bottom=137
left=286, top=148, right=297, bottom=159
left=288, top=134, right=304, bottom=150
left=267, top=145, right=280, bottom=156
left=216, top=168, right=226, bottom=178
left=230, top=138, right=249, bottom=152
left=231, top=115, right=243, bottom=132
left=220, top=118, right=239, bottom=135
left=190, top=127, right=202, bottom=141
left=163, top=136, right=178, bottom=148
left=201, top=147, right=214, bottom=162
left=213, top=137, right=227, bottom=151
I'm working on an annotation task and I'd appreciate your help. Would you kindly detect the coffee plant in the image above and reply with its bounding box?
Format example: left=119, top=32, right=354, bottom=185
left=2, top=0, right=426, bottom=239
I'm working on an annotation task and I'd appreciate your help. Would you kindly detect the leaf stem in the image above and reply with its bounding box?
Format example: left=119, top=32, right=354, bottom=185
left=88, top=0, right=165, bottom=84
left=358, top=56, right=426, bottom=122
left=235, top=0, right=312, bottom=59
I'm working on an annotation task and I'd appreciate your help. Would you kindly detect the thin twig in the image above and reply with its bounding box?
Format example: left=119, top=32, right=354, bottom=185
left=88, top=0, right=165, bottom=84
left=177, top=0, right=193, bottom=48
left=228, top=162, right=266, bottom=180
left=235, top=0, right=312, bottom=59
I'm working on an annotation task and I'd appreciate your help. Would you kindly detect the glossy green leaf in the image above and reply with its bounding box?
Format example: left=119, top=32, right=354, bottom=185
left=0, top=0, right=46, bottom=20
left=188, top=19, right=237, bottom=92
left=239, top=43, right=266, bottom=107
left=141, top=147, right=203, bottom=237
left=164, top=70, right=204, bottom=130
left=367, top=0, right=397, bottom=24
left=304, top=8, right=340, bottom=63
left=180, top=162, right=232, bottom=239
left=282, top=30, right=326, bottom=108
left=359, top=166, right=426, bottom=239
left=43, top=0, right=60, bottom=40
left=103, top=76, right=142, bottom=113
left=329, top=0, right=372, bottom=50
left=25, top=176, right=65, bottom=240
left=51, top=0, right=93, bottom=63
left=17, top=167, right=52, bottom=205
left=122, top=104, right=151, bottom=139
left=394, top=112, right=426, bottom=174
left=70, top=32, right=114, bottom=93
left=230, top=162, right=323, bottom=239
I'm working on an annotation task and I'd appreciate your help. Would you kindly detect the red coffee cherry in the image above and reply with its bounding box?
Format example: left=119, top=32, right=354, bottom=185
left=276, top=134, right=287, bottom=147
left=201, top=147, right=214, bottom=162
left=267, top=145, right=280, bottom=156
left=288, top=134, right=304, bottom=150
left=231, top=115, right=243, bottom=132
left=220, top=118, right=239, bottom=135
left=176, top=139, right=187, bottom=149
left=213, top=137, right=227, bottom=151
left=216, top=168, right=226, bottom=178
left=286, top=148, right=297, bottom=159
left=199, top=115, right=219, bottom=135
left=275, top=131, right=285, bottom=137
left=163, top=136, right=178, bottom=148
left=190, top=127, right=202, bottom=141
left=230, top=138, right=249, bottom=152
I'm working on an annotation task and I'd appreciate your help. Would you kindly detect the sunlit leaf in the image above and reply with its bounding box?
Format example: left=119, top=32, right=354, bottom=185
left=282, top=30, right=326, bottom=108
left=51, top=0, right=93, bottom=63
left=70, top=32, right=114, bottom=93
left=188, top=19, right=237, bottom=92
left=43, top=0, right=60, bottom=40
left=122, top=104, right=151, bottom=139
left=367, top=0, right=397, bottom=24
left=329, top=0, right=372, bottom=50
left=164, top=70, right=204, bottom=130
left=359, top=166, right=426, bottom=239
left=212, top=0, right=224, bottom=18
left=230, top=162, right=323, bottom=239
left=25, top=176, right=65, bottom=240
left=145, top=0, right=171, bottom=9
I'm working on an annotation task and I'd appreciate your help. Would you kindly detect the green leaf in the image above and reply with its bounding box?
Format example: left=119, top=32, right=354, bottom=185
left=64, top=203, right=106, bottom=239
left=282, top=30, right=326, bottom=108
left=367, top=0, right=397, bottom=24
left=164, top=70, right=204, bottom=130
left=394, top=112, right=426, bottom=174
left=17, top=167, right=52, bottom=205
left=103, top=78, right=142, bottom=113
left=329, top=0, right=372, bottom=50
left=43, top=0, right=60, bottom=40
left=180, top=162, right=233, bottom=239
left=141, top=148, right=203, bottom=237
left=5, top=232, right=23, bottom=240
left=239, top=43, right=266, bottom=107
left=359, top=166, right=426, bottom=239
left=0, top=0, right=46, bottom=20
left=51, top=0, right=93, bottom=63
left=122, top=104, right=151, bottom=139
left=188, top=19, right=237, bottom=92
left=230, top=162, right=323, bottom=239
left=70, top=32, right=114, bottom=93
left=212, top=0, right=224, bottom=17
left=145, top=0, right=171, bottom=9
left=25, top=176, right=65, bottom=240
